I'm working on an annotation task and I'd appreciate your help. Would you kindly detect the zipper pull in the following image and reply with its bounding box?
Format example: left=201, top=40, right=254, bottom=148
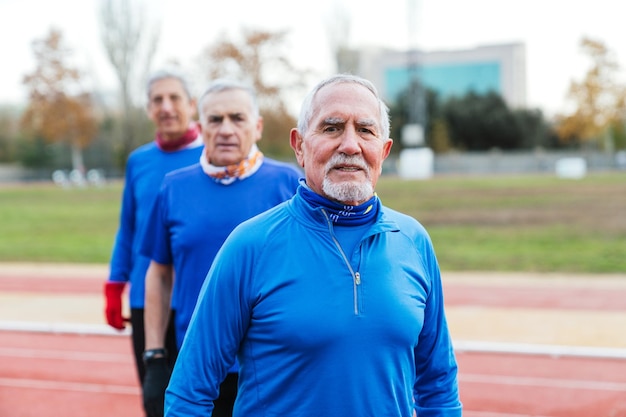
left=355, top=272, right=361, bottom=285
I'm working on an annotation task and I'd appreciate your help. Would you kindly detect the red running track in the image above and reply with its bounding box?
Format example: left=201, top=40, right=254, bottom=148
left=458, top=350, right=626, bottom=416
left=0, top=331, right=142, bottom=417
left=3, top=274, right=626, bottom=311
left=2, top=330, right=626, bottom=417
left=2, top=269, right=626, bottom=415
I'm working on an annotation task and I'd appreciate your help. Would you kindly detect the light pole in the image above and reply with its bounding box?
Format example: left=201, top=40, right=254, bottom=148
left=398, top=0, right=434, bottom=179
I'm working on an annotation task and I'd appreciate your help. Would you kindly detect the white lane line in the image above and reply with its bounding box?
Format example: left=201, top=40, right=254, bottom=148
left=0, top=347, right=129, bottom=362
left=0, top=321, right=130, bottom=336
left=3, top=322, right=625, bottom=360
left=0, top=377, right=138, bottom=395
left=460, top=373, right=626, bottom=392
left=462, top=412, right=553, bottom=417
left=455, top=340, right=626, bottom=360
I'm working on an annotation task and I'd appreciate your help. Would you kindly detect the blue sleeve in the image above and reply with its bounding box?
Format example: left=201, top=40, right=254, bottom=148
left=165, top=230, right=250, bottom=416
left=413, top=235, right=462, bottom=416
left=108, top=162, right=136, bottom=283
left=140, top=182, right=172, bottom=265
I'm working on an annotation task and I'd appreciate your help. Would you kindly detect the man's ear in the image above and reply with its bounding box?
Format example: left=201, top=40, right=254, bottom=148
left=382, top=138, right=394, bottom=160
left=255, top=116, right=264, bottom=142
left=289, top=128, right=305, bottom=167
left=189, top=98, right=198, bottom=119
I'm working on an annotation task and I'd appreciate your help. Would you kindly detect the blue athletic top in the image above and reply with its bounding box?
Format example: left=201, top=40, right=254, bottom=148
left=165, top=185, right=462, bottom=417
left=108, top=140, right=203, bottom=308
left=140, top=159, right=301, bottom=349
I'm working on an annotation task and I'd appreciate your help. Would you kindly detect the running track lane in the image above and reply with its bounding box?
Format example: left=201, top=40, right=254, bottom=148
left=457, top=351, right=626, bottom=417
left=3, top=274, right=626, bottom=311
left=0, top=331, right=143, bottom=417
left=2, top=331, right=626, bottom=417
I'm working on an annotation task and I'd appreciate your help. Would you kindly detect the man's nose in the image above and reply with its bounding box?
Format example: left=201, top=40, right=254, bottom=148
left=161, top=97, right=175, bottom=112
left=337, top=128, right=361, bottom=154
left=218, top=118, right=236, bottom=135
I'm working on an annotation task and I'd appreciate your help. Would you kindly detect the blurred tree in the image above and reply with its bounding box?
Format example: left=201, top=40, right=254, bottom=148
left=99, top=0, right=160, bottom=164
left=512, top=108, right=555, bottom=149
left=391, top=81, right=555, bottom=152
left=0, top=108, right=20, bottom=162
left=429, top=118, right=453, bottom=153
left=610, top=121, right=626, bottom=151
left=556, top=37, right=626, bottom=149
left=197, top=28, right=312, bottom=159
left=440, top=91, right=553, bottom=151
left=443, top=92, right=518, bottom=150
left=20, top=28, right=97, bottom=173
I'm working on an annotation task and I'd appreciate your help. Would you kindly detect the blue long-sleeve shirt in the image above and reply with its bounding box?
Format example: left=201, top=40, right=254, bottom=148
left=165, top=185, right=462, bottom=417
left=140, top=159, right=301, bottom=349
left=108, top=139, right=203, bottom=308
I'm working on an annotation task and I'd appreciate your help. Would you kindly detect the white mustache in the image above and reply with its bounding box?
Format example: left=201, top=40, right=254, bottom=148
left=325, top=155, right=369, bottom=175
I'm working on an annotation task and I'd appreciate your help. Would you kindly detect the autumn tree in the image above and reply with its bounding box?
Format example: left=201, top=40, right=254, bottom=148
left=99, top=0, right=160, bottom=163
left=556, top=37, right=626, bottom=149
left=197, top=28, right=312, bottom=159
left=0, top=108, right=20, bottom=162
left=390, top=85, right=553, bottom=152
left=20, top=28, right=97, bottom=173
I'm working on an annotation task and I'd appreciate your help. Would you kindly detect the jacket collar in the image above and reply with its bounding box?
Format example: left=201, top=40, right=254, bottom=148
left=287, top=184, right=400, bottom=236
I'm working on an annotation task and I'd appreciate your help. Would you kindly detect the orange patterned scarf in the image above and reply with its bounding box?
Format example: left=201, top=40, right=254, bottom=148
left=200, top=144, right=264, bottom=185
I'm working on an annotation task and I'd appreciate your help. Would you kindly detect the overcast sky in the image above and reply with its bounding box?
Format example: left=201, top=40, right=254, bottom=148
left=1, top=0, right=624, bottom=118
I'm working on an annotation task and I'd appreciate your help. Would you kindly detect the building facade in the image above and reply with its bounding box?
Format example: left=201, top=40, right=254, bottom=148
left=336, top=43, right=527, bottom=109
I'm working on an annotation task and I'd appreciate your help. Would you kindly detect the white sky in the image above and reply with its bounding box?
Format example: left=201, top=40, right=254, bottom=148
left=1, top=0, right=625, bottom=118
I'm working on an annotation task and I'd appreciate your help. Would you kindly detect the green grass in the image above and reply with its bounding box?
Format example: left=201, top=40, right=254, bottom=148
left=1, top=172, right=625, bottom=273
left=0, top=183, right=121, bottom=263
left=375, top=172, right=626, bottom=273
left=428, top=226, right=624, bottom=273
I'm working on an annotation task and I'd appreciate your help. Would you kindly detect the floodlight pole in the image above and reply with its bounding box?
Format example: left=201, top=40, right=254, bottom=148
left=398, top=0, right=434, bottom=180
left=405, top=0, right=427, bottom=147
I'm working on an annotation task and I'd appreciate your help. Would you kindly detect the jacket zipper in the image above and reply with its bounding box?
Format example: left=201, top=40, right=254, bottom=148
left=321, top=209, right=361, bottom=315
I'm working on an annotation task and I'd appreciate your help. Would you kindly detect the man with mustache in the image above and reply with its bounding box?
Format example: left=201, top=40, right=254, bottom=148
left=164, top=74, right=462, bottom=417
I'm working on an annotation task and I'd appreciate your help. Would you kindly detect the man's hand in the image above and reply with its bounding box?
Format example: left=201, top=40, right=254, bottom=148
left=104, top=281, right=127, bottom=330
left=143, top=357, right=172, bottom=417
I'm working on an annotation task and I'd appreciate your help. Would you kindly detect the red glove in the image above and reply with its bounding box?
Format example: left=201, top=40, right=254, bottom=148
left=104, top=281, right=128, bottom=330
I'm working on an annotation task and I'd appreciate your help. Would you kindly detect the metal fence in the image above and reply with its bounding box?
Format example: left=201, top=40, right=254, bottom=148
left=2, top=150, right=626, bottom=183
left=384, top=149, right=626, bottom=177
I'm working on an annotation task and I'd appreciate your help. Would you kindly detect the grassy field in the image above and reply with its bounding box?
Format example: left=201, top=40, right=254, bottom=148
left=376, top=172, right=626, bottom=273
left=1, top=172, right=625, bottom=273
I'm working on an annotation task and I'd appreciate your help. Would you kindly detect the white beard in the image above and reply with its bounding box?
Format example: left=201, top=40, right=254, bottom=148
left=322, top=154, right=373, bottom=204
left=322, top=179, right=373, bottom=204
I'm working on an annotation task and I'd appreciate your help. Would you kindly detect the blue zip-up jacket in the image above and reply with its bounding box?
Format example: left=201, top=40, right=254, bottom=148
left=166, top=185, right=462, bottom=417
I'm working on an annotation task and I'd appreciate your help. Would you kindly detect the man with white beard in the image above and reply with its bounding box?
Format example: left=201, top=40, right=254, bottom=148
left=165, top=73, right=462, bottom=417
